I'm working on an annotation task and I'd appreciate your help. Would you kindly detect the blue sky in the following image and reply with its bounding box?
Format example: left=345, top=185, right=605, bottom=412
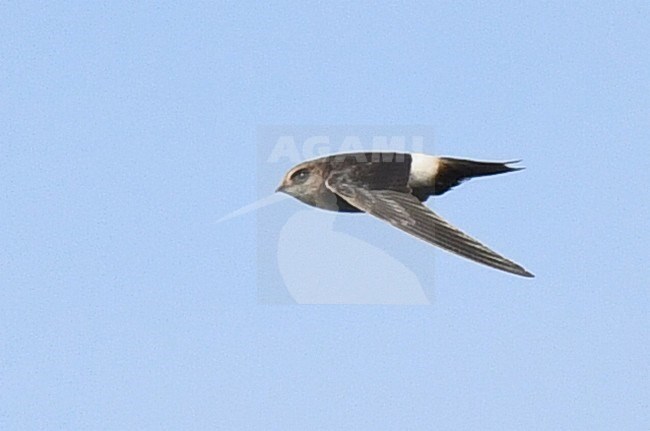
left=1, top=2, right=649, bottom=429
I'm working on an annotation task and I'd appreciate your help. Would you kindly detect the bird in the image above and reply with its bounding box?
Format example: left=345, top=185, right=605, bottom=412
left=276, top=152, right=534, bottom=277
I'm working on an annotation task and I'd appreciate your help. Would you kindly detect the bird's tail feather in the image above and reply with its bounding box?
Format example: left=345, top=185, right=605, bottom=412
left=429, top=157, right=523, bottom=195
left=439, top=157, right=523, bottom=179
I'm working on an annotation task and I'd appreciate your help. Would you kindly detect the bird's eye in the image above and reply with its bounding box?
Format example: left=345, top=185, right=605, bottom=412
left=290, top=168, right=310, bottom=183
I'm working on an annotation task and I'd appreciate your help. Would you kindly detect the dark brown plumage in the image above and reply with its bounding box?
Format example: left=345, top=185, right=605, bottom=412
left=277, top=152, right=533, bottom=277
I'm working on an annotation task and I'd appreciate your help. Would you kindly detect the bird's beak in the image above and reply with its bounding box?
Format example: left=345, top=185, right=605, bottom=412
left=275, top=184, right=284, bottom=193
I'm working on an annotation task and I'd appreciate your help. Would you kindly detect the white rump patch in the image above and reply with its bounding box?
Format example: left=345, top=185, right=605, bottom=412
left=408, top=153, right=440, bottom=187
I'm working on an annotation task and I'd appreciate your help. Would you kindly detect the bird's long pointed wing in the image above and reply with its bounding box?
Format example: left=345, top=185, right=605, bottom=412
left=325, top=179, right=534, bottom=278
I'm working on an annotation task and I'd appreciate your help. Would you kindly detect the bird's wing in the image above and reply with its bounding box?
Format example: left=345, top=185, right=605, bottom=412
left=325, top=175, right=534, bottom=277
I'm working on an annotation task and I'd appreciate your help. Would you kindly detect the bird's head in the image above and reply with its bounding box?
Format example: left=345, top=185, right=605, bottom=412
left=276, top=162, right=325, bottom=205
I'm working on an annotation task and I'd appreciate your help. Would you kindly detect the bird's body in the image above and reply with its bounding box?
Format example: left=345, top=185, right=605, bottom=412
left=276, top=152, right=533, bottom=278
